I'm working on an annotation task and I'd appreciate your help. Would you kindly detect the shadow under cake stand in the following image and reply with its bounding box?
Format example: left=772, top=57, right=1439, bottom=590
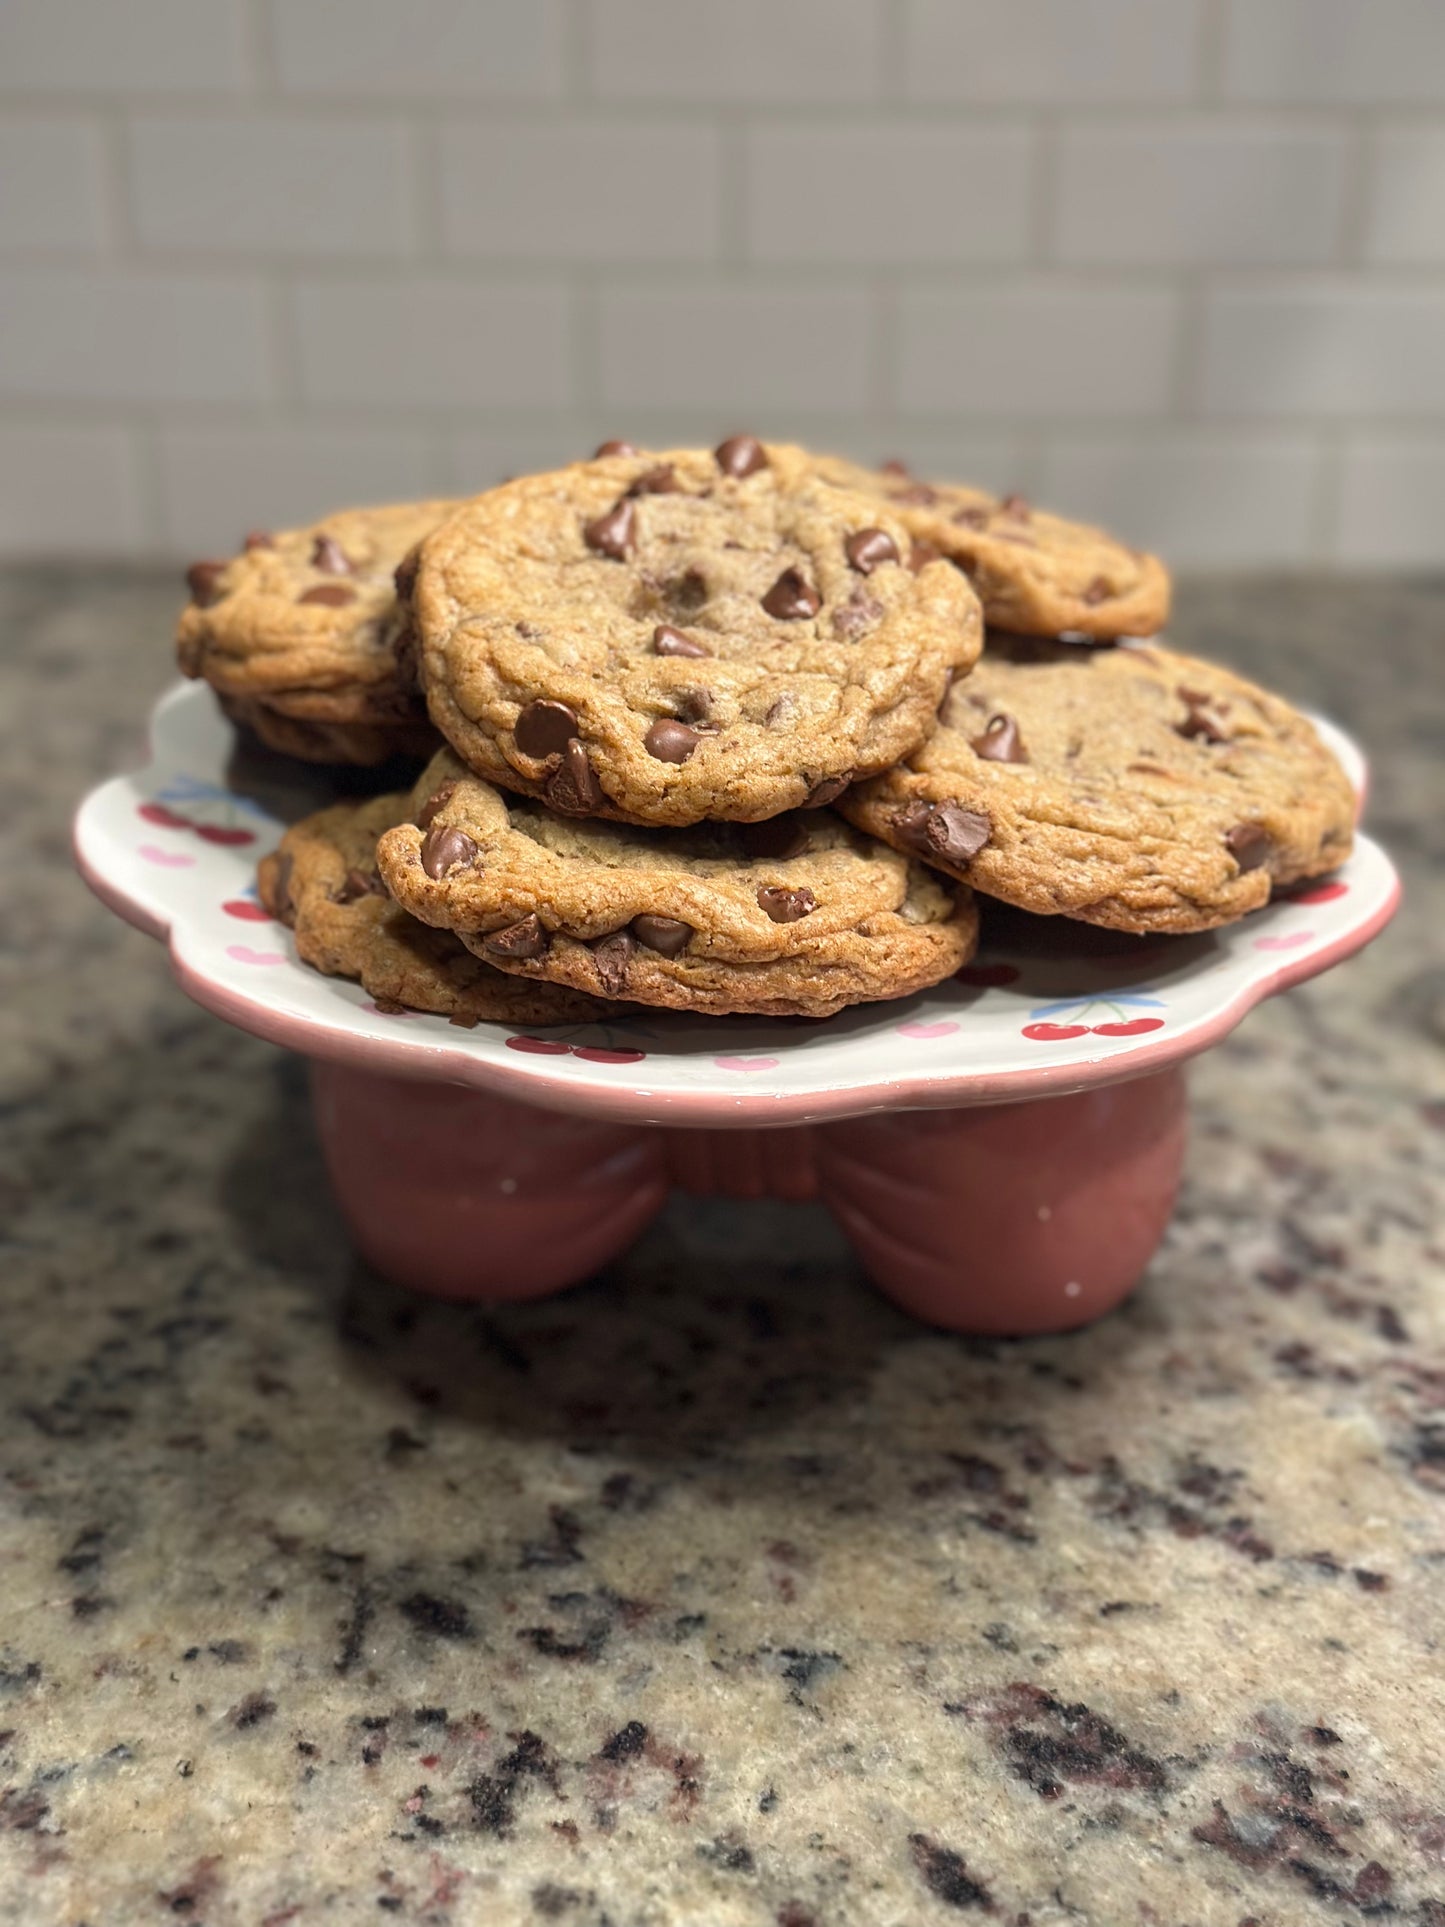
left=75, top=683, right=1399, bottom=1336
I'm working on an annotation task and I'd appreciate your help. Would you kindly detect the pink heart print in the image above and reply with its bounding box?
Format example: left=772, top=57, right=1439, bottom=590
left=1253, top=931, right=1315, bottom=953
left=139, top=843, right=195, bottom=868
left=896, top=1020, right=961, bottom=1040
left=714, top=1055, right=780, bottom=1073
left=225, top=943, right=286, bottom=966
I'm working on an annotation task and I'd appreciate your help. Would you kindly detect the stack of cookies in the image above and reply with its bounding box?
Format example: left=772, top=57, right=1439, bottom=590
left=177, top=439, right=1356, bottom=1026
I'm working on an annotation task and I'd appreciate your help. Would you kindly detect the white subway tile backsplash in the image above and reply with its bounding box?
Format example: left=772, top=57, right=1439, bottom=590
left=588, top=0, right=881, bottom=103
left=0, top=1, right=1438, bottom=565
left=1335, top=440, right=1445, bottom=564
left=157, top=424, right=438, bottom=554
left=0, top=0, right=246, bottom=93
left=744, top=126, right=1033, bottom=266
left=440, top=123, right=721, bottom=263
left=0, top=266, right=272, bottom=403
left=1055, top=125, right=1348, bottom=267
left=903, top=0, right=1203, bottom=103
left=0, top=119, right=108, bottom=253
left=1201, top=286, right=1445, bottom=418
left=851, top=433, right=1033, bottom=498
left=292, top=278, right=571, bottom=409
left=270, top=0, right=564, bottom=98
left=447, top=427, right=597, bottom=495
left=1365, top=128, right=1445, bottom=266
left=0, top=423, right=144, bottom=555
left=129, top=117, right=412, bottom=258
left=1040, top=435, right=1322, bottom=564
left=598, top=286, right=873, bottom=413
left=1223, top=0, right=1445, bottom=105
left=898, top=284, right=1179, bottom=417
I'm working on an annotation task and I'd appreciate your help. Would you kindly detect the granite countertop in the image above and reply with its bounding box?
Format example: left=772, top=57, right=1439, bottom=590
left=4, top=570, right=1444, bottom=1926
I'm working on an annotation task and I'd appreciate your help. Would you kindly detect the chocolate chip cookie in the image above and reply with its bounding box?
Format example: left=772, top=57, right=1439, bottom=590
left=178, top=502, right=455, bottom=765
left=837, top=639, right=1355, bottom=934
left=374, top=750, right=977, bottom=1017
left=407, top=440, right=982, bottom=827
left=812, top=455, right=1170, bottom=641
left=259, top=785, right=610, bottom=1026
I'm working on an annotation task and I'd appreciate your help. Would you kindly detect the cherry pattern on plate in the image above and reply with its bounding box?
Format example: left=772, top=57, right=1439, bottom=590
left=506, top=1036, right=648, bottom=1063
left=135, top=777, right=271, bottom=850
left=1022, top=994, right=1167, bottom=1043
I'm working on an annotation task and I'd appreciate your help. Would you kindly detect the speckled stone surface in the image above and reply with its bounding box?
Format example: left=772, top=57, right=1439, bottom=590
left=4, top=569, right=1444, bottom=1927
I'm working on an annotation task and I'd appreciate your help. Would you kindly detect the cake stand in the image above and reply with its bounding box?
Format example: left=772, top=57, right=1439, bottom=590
left=74, top=683, right=1399, bottom=1335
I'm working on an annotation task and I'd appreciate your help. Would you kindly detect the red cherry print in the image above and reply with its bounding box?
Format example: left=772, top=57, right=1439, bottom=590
left=957, top=962, right=1020, bottom=988
left=1091, top=1017, right=1166, bottom=1037
left=138, top=801, right=191, bottom=829
left=571, top=1047, right=647, bottom=1065
left=1022, top=1022, right=1089, bottom=1041
left=194, top=824, right=257, bottom=846
left=1290, top=881, right=1348, bottom=905
left=505, top=1036, right=572, bottom=1055
left=223, top=899, right=273, bottom=922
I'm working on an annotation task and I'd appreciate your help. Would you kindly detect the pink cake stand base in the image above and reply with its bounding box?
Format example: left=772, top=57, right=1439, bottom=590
left=310, top=1059, right=1187, bottom=1335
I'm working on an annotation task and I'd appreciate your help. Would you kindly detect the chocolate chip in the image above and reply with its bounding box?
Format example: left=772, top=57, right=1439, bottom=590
left=890, top=483, right=938, bottom=507
left=629, top=464, right=678, bottom=496
left=336, top=867, right=385, bottom=904
left=895, top=800, right=991, bottom=869
left=1083, top=575, right=1112, bottom=606
left=833, top=589, right=883, bottom=641
left=757, top=885, right=816, bottom=923
left=420, top=825, right=478, bottom=880
left=845, top=527, right=900, bottom=574
left=186, top=560, right=227, bottom=605
left=644, top=718, right=700, bottom=763
left=667, top=567, right=708, bottom=614
left=1226, top=823, right=1270, bottom=873
left=243, top=530, right=274, bottom=551
left=653, top=624, right=710, bottom=659
left=879, top=458, right=912, bottom=478
left=909, top=541, right=943, bottom=572
left=999, top=493, right=1031, bottom=520
left=631, top=914, right=692, bottom=957
left=592, top=931, right=635, bottom=993
left=715, top=435, right=767, bottom=479
left=952, top=506, right=989, bottom=531
left=484, top=914, right=549, bottom=961
left=741, top=817, right=811, bottom=861
left=971, top=714, right=1027, bottom=764
left=416, top=781, right=456, bottom=829
left=1176, top=688, right=1228, bottom=744
left=803, top=775, right=851, bottom=809
left=546, top=738, right=603, bottom=815
left=594, top=439, right=638, bottom=458
left=312, top=534, right=351, bottom=574
left=393, top=549, right=421, bottom=601
left=298, top=583, right=356, bottom=607
left=762, top=569, right=821, bottom=621
left=583, top=497, right=635, bottom=560
left=515, top=699, right=580, bottom=759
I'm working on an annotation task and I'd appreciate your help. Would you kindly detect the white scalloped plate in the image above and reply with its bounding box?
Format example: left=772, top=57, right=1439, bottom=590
left=74, top=681, right=1399, bottom=1126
